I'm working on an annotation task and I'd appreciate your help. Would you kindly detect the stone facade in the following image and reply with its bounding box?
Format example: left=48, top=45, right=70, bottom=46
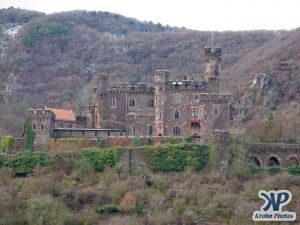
left=25, top=47, right=233, bottom=145
left=88, top=47, right=232, bottom=142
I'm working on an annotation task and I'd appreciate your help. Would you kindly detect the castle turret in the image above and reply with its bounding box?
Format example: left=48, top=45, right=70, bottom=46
left=92, top=73, right=109, bottom=128
left=87, top=105, right=96, bottom=128
left=26, top=109, right=56, bottom=149
left=204, top=47, right=221, bottom=93
left=154, top=70, right=169, bottom=136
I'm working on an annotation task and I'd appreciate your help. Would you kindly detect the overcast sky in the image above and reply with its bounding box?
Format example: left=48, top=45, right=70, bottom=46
left=1, top=0, right=300, bottom=31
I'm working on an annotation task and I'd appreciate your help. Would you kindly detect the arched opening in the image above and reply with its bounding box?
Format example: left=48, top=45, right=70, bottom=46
left=192, top=133, right=201, bottom=139
left=158, top=133, right=162, bottom=137
left=268, top=156, right=280, bottom=167
left=249, top=156, right=261, bottom=167
left=287, top=157, right=299, bottom=167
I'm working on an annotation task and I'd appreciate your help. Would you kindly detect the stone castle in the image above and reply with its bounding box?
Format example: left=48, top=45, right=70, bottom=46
left=26, top=47, right=233, bottom=145
left=23, top=47, right=300, bottom=169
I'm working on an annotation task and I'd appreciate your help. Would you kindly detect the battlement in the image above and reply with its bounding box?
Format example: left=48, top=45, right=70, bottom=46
left=27, top=109, right=55, bottom=120
left=204, top=47, right=222, bottom=59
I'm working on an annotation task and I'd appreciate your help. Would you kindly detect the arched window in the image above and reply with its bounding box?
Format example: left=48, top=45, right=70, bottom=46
left=41, top=124, right=44, bottom=130
left=33, top=124, right=36, bottom=130
left=175, top=110, right=180, bottom=119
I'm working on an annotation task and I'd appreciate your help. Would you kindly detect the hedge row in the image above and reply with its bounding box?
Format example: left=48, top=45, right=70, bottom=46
left=0, top=147, right=123, bottom=174
left=0, top=152, right=46, bottom=175
left=80, top=147, right=122, bottom=171
left=143, top=143, right=209, bottom=172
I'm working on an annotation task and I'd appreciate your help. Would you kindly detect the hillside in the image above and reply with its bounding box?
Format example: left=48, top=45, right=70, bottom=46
left=0, top=8, right=299, bottom=139
left=0, top=144, right=300, bottom=225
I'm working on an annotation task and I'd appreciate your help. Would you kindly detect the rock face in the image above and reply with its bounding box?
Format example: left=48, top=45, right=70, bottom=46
left=236, top=73, right=279, bottom=123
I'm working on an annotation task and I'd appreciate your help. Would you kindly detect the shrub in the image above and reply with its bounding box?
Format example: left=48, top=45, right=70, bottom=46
left=131, top=136, right=141, bottom=148
left=94, top=204, right=120, bottom=214
left=47, top=151, right=80, bottom=175
left=287, top=166, right=300, bottom=175
left=0, top=135, right=14, bottom=152
left=267, top=167, right=281, bottom=175
left=0, top=154, right=5, bottom=167
left=80, top=147, right=122, bottom=171
left=189, top=145, right=209, bottom=171
left=249, top=165, right=265, bottom=175
left=4, top=151, right=47, bottom=174
left=183, top=136, right=192, bottom=143
left=26, top=196, right=70, bottom=225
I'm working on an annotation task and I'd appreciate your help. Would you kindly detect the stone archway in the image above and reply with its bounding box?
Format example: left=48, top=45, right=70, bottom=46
left=287, top=156, right=299, bottom=167
left=249, top=156, right=261, bottom=167
left=267, top=156, right=280, bottom=167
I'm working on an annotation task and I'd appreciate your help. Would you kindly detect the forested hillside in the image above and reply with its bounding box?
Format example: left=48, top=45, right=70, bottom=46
left=0, top=7, right=299, bottom=140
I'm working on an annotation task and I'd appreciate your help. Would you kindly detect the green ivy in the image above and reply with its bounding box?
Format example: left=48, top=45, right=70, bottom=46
left=99, top=139, right=107, bottom=148
left=144, top=143, right=209, bottom=172
left=189, top=145, right=209, bottom=171
left=4, top=151, right=47, bottom=174
left=80, top=147, right=123, bottom=171
left=131, top=136, right=141, bottom=148
left=24, top=118, right=35, bottom=151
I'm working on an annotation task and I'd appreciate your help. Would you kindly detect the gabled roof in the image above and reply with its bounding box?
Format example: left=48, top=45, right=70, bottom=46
left=45, top=107, right=76, bottom=122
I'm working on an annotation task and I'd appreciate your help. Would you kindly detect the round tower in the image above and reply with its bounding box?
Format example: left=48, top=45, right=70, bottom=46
left=154, top=70, right=169, bottom=136
left=204, top=47, right=221, bottom=93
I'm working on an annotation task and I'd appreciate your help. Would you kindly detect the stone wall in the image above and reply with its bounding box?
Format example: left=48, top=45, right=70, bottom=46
left=247, top=143, right=300, bottom=167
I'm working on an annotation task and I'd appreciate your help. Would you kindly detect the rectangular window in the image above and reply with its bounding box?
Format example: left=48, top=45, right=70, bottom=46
left=214, top=108, right=218, bottom=115
left=129, top=99, right=135, bottom=107
left=173, top=127, right=181, bottom=136
left=109, top=97, right=116, bottom=108
left=148, top=99, right=154, bottom=107
left=149, top=126, right=153, bottom=135
left=191, top=107, right=198, bottom=118
left=174, top=94, right=181, bottom=104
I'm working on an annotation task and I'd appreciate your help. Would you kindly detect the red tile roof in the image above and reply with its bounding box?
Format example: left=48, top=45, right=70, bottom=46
left=45, top=107, right=76, bottom=122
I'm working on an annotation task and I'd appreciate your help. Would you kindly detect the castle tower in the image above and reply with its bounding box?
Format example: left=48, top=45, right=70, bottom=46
left=87, top=105, right=96, bottom=128
left=204, top=47, right=221, bottom=93
left=26, top=109, right=56, bottom=149
left=154, top=70, right=169, bottom=136
left=92, top=73, right=109, bottom=128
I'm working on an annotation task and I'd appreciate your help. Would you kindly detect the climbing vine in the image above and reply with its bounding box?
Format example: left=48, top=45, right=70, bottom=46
left=24, top=118, right=35, bottom=151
